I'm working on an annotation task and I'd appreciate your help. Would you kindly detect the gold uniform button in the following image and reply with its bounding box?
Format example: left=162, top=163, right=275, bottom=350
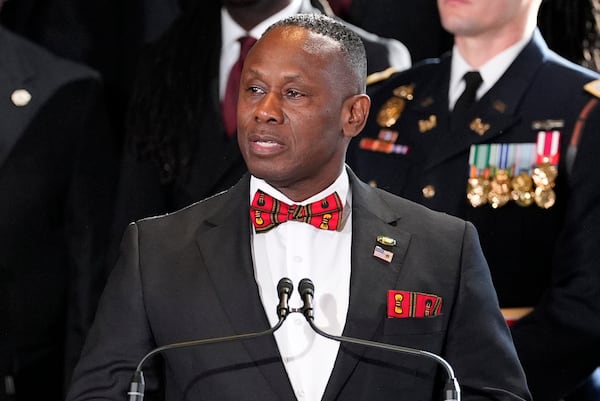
left=422, top=185, right=436, bottom=199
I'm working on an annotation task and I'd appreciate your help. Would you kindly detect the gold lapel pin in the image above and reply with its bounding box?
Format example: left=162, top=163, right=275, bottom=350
left=418, top=115, right=437, bottom=133
left=470, top=118, right=490, bottom=136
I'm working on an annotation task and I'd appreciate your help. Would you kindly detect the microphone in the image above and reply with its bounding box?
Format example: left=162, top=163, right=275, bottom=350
left=277, top=277, right=294, bottom=318
left=298, top=278, right=461, bottom=401
left=128, top=277, right=294, bottom=401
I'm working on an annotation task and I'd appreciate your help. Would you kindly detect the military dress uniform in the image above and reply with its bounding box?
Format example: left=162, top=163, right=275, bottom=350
left=348, top=29, right=600, bottom=401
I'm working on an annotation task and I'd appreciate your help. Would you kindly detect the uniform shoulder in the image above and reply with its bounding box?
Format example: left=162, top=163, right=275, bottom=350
left=2, top=27, right=100, bottom=85
left=367, top=57, right=443, bottom=87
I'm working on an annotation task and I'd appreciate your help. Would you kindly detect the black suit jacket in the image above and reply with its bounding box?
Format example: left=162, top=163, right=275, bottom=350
left=68, top=170, right=530, bottom=401
left=347, top=30, right=600, bottom=400
left=0, top=26, right=118, bottom=401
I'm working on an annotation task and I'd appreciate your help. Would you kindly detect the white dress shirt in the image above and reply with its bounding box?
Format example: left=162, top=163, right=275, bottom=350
left=250, top=169, right=352, bottom=401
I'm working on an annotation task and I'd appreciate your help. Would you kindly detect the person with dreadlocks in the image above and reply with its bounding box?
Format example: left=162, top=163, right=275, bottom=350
left=108, top=0, right=411, bottom=265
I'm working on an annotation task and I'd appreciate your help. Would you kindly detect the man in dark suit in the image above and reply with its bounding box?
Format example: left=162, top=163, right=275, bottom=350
left=67, top=14, right=530, bottom=401
left=347, top=0, right=600, bottom=399
left=0, top=3, right=118, bottom=400
left=108, top=0, right=411, bottom=266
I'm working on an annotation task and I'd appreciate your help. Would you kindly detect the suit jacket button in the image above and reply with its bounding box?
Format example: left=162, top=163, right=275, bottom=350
left=422, top=185, right=436, bottom=199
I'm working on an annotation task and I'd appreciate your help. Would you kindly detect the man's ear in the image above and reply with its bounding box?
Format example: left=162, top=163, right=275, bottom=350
left=342, top=94, right=371, bottom=138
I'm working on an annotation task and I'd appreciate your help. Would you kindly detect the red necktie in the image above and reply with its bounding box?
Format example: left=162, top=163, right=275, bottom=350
left=222, top=36, right=257, bottom=138
left=250, top=190, right=344, bottom=233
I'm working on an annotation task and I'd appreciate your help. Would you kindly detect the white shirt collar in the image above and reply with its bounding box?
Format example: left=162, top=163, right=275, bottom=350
left=250, top=167, right=350, bottom=208
left=449, top=33, right=532, bottom=109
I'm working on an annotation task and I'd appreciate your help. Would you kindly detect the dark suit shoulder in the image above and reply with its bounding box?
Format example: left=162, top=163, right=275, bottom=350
left=1, top=27, right=99, bottom=87
left=134, top=186, right=239, bottom=241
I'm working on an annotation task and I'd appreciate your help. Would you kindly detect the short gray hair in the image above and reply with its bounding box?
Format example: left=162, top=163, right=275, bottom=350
left=265, top=13, right=367, bottom=92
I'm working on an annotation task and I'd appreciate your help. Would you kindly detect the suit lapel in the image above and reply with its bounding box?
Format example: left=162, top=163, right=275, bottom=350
left=194, top=175, right=295, bottom=400
left=0, top=28, right=39, bottom=168
left=425, top=31, right=548, bottom=171
left=323, top=171, right=411, bottom=400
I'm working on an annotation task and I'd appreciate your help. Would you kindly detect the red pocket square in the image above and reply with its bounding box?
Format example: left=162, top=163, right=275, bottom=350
left=387, top=290, right=443, bottom=318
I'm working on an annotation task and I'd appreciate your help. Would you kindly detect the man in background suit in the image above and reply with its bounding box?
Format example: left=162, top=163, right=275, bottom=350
left=108, top=0, right=411, bottom=266
left=67, top=14, right=530, bottom=401
left=0, top=1, right=118, bottom=399
left=347, top=0, right=600, bottom=399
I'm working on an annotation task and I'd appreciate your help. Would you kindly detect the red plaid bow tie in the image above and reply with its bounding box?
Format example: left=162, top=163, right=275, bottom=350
left=250, top=190, right=343, bottom=233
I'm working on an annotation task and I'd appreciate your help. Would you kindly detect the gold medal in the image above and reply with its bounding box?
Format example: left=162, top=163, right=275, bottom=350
left=532, top=163, right=557, bottom=209
left=534, top=187, right=556, bottom=209
left=467, top=176, right=490, bottom=207
left=510, top=172, right=535, bottom=207
left=532, top=163, right=558, bottom=188
left=487, top=169, right=511, bottom=208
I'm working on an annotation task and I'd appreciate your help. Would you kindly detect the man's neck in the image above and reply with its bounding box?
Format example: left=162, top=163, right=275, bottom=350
left=226, top=1, right=292, bottom=31
left=454, top=21, right=536, bottom=69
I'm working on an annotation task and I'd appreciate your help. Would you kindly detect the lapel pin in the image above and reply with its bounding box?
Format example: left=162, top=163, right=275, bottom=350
left=418, top=114, right=437, bottom=133
left=373, top=245, right=394, bottom=263
left=11, top=89, right=32, bottom=107
left=376, top=235, right=397, bottom=246
left=493, top=100, right=507, bottom=113
left=470, top=118, right=490, bottom=136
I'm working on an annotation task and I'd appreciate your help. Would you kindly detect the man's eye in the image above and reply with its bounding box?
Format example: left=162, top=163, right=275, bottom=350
left=248, top=86, right=265, bottom=94
left=286, top=89, right=303, bottom=98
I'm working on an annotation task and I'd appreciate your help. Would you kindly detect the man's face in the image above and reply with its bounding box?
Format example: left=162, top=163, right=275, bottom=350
left=437, top=0, right=528, bottom=38
left=237, top=26, right=354, bottom=198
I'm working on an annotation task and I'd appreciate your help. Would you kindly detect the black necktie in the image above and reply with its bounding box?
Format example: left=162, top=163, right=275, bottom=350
left=452, top=71, right=482, bottom=128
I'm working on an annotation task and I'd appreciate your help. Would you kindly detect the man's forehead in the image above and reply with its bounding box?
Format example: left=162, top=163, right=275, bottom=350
left=261, top=26, right=341, bottom=57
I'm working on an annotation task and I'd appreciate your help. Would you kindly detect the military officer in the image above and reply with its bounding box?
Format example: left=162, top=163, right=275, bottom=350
left=347, top=1, right=600, bottom=400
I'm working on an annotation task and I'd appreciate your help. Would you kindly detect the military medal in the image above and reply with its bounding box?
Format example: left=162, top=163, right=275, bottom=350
left=468, top=142, right=542, bottom=209
left=487, top=144, right=511, bottom=208
left=511, top=172, right=535, bottom=207
left=533, top=131, right=560, bottom=209
left=467, top=144, right=491, bottom=207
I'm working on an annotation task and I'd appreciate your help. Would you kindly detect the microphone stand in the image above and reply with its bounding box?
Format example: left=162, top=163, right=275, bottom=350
left=298, top=278, right=461, bottom=401
left=128, top=278, right=294, bottom=401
